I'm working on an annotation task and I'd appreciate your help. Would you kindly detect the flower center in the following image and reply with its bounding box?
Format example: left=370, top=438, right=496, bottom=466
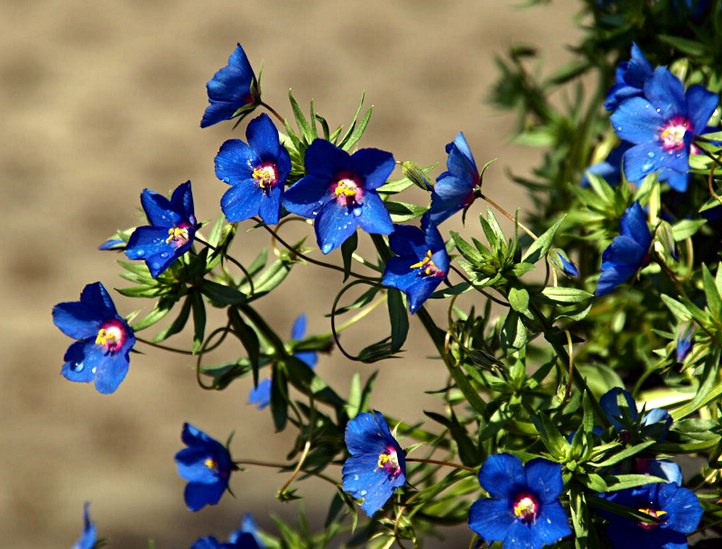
left=252, top=163, right=279, bottom=189
left=637, top=507, right=668, bottom=530
left=95, top=320, right=126, bottom=352
left=512, top=493, right=539, bottom=523
left=409, top=250, right=446, bottom=278
left=332, top=175, right=363, bottom=207
left=165, top=225, right=190, bottom=246
left=204, top=457, right=218, bottom=472
left=376, top=446, right=402, bottom=477
left=659, top=116, right=692, bottom=151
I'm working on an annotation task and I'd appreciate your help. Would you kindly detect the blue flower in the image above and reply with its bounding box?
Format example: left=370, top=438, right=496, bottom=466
left=610, top=67, right=718, bottom=191
left=600, top=482, right=702, bottom=548
left=214, top=114, right=291, bottom=225
left=175, top=423, right=234, bottom=512
left=634, top=458, right=683, bottom=486
left=201, top=43, right=259, bottom=128
left=71, top=502, right=97, bottom=549
left=605, top=43, right=654, bottom=112
left=553, top=250, right=579, bottom=277
left=53, top=282, right=136, bottom=394
left=600, top=387, right=673, bottom=443
left=191, top=514, right=265, bottom=549
left=342, top=411, right=406, bottom=516
left=675, top=324, right=695, bottom=363
left=125, top=181, right=198, bottom=278
left=381, top=219, right=449, bottom=314
left=595, top=201, right=652, bottom=296
left=282, top=139, right=395, bottom=254
left=428, top=132, right=480, bottom=225
left=468, top=454, right=572, bottom=549
left=248, top=314, right=318, bottom=410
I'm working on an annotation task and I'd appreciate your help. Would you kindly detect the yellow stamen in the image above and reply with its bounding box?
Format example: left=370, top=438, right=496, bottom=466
left=95, top=327, right=120, bottom=347
left=252, top=166, right=276, bottom=188
left=514, top=497, right=536, bottom=519
left=165, top=227, right=189, bottom=244
left=204, top=458, right=218, bottom=472
left=334, top=179, right=358, bottom=197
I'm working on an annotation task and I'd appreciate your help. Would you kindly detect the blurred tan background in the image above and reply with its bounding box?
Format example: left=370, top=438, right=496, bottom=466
left=1, top=1, right=581, bottom=546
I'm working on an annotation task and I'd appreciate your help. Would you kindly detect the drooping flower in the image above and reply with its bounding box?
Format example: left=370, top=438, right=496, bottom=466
left=600, top=387, right=673, bottom=443
left=201, top=43, right=259, bottom=128
left=214, top=114, right=291, bottom=225
left=604, top=43, right=654, bottom=112
left=599, top=482, right=702, bottom=548
left=71, top=502, right=97, bottom=549
left=610, top=66, right=718, bottom=191
left=248, top=314, right=318, bottom=410
left=581, top=142, right=632, bottom=188
left=342, top=411, right=406, bottom=516
left=428, top=132, right=480, bottom=225
left=282, top=139, right=395, bottom=254
left=595, top=201, right=652, bottom=296
left=53, top=282, right=136, bottom=394
left=381, top=219, right=449, bottom=314
left=191, top=514, right=265, bottom=549
left=125, top=181, right=198, bottom=278
left=175, top=423, right=234, bottom=512
left=553, top=250, right=579, bottom=277
left=468, top=454, right=572, bottom=549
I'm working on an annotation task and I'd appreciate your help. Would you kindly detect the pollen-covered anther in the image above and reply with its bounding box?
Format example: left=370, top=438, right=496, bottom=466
left=252, top=164, right=278, bottom=189
left=376, top=447, right=402, bottom=476
left=637, top=507, right=668, bottom=530
left=204, top=457, right=219, bottom=472
left=95, top=320, right=126, bottom=352
left=660, top=116, right=692, bottom=151
left=165, top=226, right=190, bottom=245
left=410, top=250, right=446, bottom=277
left=333, top=178, right=363, bottom=206
left=513, top=493, right=539, bottom=522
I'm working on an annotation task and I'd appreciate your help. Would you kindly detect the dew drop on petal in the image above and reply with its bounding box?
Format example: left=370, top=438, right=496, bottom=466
left=353, top=208, right=362, bottom=217
left=160, top=252, right=169, bottom=259
left=354, top=474, right=359, bottom=481
left=151, top=262, right=161, bottom=271
left=647, top=151, right=655, bottom=159
left=616, top=126, right=623, bottom=132
left=135, top=250, right=145, bottom=257
left=91, top=367, right=97, bottom=374
left=359, top=490, right=367, bottom=496
left=72, top=362, right=84, bottom=372
left=656, top=108, right=661, bottom=113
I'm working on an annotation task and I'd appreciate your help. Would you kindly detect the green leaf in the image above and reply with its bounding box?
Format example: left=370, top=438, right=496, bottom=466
left=660, top=294, right=692, bottom=322
left=270, top=365, right=288, bottom=432
left=387, top=289, right=408, bottom=352
left=191, top=291, right=206, bottom=355
left=541, top=287, right=593, bottom=304
left=385, top=200, right=428, bottom=223
left=227, top=308, right=261, bottom=386
left=200, top=280, right=247, bottom=306
left=340, top=232, right=358, bottom=282
left=531, top=411, right=569, bottom=460
left=521, top=214, right=566, bottom=264
left=450, top=231, right=483, bottom=264
left=508, top=287, right=530, bottom=315
left=151, top=295, right=192, bottom=343
left=671, top=219, right=707, bottom=241
left=657, top=34, right=706, bottom=57
left=703, top=263, right=722, bottom=321
left=131, top=297, right=176, bottom=331
left=288, top=89, right=313, bottom=142
left=424, top=410, right=480, bottom=467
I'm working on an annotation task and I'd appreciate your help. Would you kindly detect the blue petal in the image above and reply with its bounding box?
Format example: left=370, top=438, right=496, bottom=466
left=61, top=341, right=97, bottom=383
left=176, top=447, right=221, bottom=483
left=201, top=44, right=256, bottom=128
left=659, top=483, right=703, bottom=534
left=503, top=520, right=541, bottom=549
left=595, top=261, right=641, bottom=296
left=221, top=181, right=263, bottom=223
left=382, top=257, right=422, bottom=293
left=291, top=314, right=307, bottom=339
left=258, top=184, right=282, bottom=225
left=342, top=455, right=396, bottom=516
left=182, top=422, right=217, bottom=447
left=478, top=454, right=527, bottom=499
left=282, top=175, right=332, bottom=218
left=190, top=537, right=223, bottom=549
left=248, top=378, right=272, bottom=410
left=72, top=502, right=97, bottom=549
left=125, top=226, right=181, bottom=277
left=600, top=388, right=639, bottom=430
left=81, top=282, right=117, bottom=318
left=620, top=202, right=652, bottom=248
left=53, top=303, right=104, bottom=340
left=304, top=139, right=351, bottom=180
left=622, top=142, right=666, bottom=184
left=356, top=192, right=394, bottom=236
left=215, top=139, right=259, bottom=186
left=170, top=181, right=195, bottom=223
left=611, top=98, right=665, bottom=145
left=524, top=458, right=564, bottom=503
left=350, top=148, right=396, bottom=190
left=140, top=188, right=181, bottom=227
left=686, top=84, right=719, bottom=135
left=468, top=497, right=515, bottom=543
left=429, top=174, right=474, bottom=225
left=445, top=132, right=479, bottom=186
left=92, top=348, right=131, bottom=394
left=315, top=201, right=359, bottom=254
left=405, top=276, right=444, bottom=314
left=658, top=167, right=690, bottom=192
left=345, top=411, right=396, bottom=455
left=184, top=480, right=226, bottom=511
left=388, top=224, right=427, bottom=258
left=643, top=67, right=687, bottom=121
left=246, top=113, right=282, bottom=160
left=533, top=500, right=572, bottom=546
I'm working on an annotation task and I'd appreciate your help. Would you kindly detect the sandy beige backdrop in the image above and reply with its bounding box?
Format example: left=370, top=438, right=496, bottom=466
left=1, top=1, right=581, bottom=547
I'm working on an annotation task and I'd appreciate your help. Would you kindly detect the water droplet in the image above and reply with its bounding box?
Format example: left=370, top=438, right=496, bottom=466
left=72, top=362, right=84, bottom=372
left=153, top=238, right=163, bottom=245
left=312, top=211, right=318, bottom=216
left=151, top=262, right=162, bottom=271
left=359, top=490, right=367, bottom=496
left=616, top=126, right=623, bottom=132
left=353, top=208, right=362, bottom=217
left=647, top=151, right=655, bottom=159
left=643, top=104, right=649, bottom=109
left=135, top=250, right=145, bottom=257
left=91, top=367, right=97, bottom=374
left=642, top=161, right=655, bottom=173
left=353, top=475, right=359, bottom=481
left=656, top=108, right=661, bottom=113
left=160, top=252, right=169, bottom=259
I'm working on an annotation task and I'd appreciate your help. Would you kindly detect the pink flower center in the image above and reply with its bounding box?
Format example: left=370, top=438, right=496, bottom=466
left=95, top=319, right=127, bottom=352
left=332, top=174, right=364, bottom=207
left=376, top=446, right=402, bottom=477
left=512, top=493, right=539, bottom=523
left=410, top=250, right=446, bottom=278
left=252, top=163, right=279, bottom=189
left=659, top=116, right=692, bottom=151
left=637, top=507, right=668, bottom=530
